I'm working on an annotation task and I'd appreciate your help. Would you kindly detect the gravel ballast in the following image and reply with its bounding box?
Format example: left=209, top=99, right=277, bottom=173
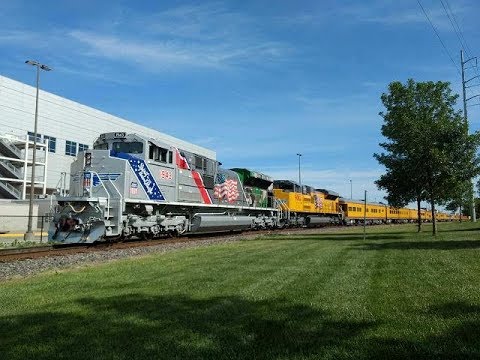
left=0, top=228, right=342, bottom=281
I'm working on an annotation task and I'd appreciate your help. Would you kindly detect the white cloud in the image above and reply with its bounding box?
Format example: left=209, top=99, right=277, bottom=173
left=284, top=1, right=468, bottom=31
left=64, top=3, right=291, bottom=73
left=68, top=28, right=288, bottom=72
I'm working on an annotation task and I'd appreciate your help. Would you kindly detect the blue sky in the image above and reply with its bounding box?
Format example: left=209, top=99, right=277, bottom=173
left=1, top=0, right=479, bottom=202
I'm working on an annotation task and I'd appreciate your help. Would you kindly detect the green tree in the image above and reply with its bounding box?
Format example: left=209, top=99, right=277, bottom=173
left=375, top=158, right=425, bottom=232
left=375, top=79, right=480, bottom=235
left=445, top=180, right=473, bottom=221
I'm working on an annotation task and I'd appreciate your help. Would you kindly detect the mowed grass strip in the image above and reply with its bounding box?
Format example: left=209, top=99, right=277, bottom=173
left=1, top=222, right=480, bottom=359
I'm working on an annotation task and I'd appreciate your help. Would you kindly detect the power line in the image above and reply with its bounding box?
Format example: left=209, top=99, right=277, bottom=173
left=444, top=0, right=474, bottom=58
left=441, top=0, right=479, bottom=80
left=440, top=0, right=469, bottom=57
left=416, top=0, right=461, bottom=75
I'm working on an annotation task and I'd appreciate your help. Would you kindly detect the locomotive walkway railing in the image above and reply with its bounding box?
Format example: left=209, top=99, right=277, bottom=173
left=83, top=171, right=124, bottom=224
left=83, top=171, right=111, bottom=219
left=274, top=199, right=290, bottom=221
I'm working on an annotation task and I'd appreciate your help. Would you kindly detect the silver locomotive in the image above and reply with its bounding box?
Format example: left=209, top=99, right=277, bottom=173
left=49, top=132, right=280, bottom=243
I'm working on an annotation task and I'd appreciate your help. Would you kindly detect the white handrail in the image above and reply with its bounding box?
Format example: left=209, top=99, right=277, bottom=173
left=85, top=171, right=111, bottom=219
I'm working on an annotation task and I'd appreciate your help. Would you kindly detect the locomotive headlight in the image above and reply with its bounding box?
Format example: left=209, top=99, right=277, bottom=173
left=85, top=153, right=92, bottom=166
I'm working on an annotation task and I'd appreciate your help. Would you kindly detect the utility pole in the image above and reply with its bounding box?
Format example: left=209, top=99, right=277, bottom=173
left=461, top=50, right=479, bottom=223
left=296, top=153, right=302, bottom=194
left=363, top=190, right=367, bottom=241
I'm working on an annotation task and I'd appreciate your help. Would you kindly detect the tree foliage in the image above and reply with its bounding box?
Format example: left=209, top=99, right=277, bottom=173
left=445, top=180, right=473, bottom=220
left=374, top=79, right=480, bottom=235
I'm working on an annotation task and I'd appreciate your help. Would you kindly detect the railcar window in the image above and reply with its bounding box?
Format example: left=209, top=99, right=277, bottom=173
left=113, top=141, right=143, bottom=154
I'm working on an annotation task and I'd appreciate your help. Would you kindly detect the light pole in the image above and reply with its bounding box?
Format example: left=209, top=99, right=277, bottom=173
left=296, top=153, right=302, bottom=193
left=349, top=179, right=352, bottom=199
left=24, top=60, right=51, bottom=241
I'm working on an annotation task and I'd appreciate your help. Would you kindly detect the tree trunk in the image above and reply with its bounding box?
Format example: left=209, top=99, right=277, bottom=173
left=459, top=205, right=462, bottom=223
left=416, top=197, right=422, bottom=232
left=430, top=197, right=437, bottom=236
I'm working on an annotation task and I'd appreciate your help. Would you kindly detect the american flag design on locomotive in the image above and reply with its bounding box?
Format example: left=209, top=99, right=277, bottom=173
left=314, top=194, right=323, bottom=209
left=214, top=173, right=240, bottom=203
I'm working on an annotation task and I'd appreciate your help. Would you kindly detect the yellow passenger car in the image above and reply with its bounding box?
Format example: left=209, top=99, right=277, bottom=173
left=339, top=199, right=388, bottom=224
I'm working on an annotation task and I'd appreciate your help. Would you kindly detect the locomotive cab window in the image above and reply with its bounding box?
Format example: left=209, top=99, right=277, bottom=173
left=195, top=155, right=208, bottom=171
left=113, top=141, right=143, bottom=154
left=149, top=143, right=172, bottom=163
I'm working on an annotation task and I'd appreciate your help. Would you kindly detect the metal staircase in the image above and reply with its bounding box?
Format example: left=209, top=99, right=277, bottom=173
left=0, top=134, right=48, bottom=200
left=0, top=137, right=23, bottom=199
left=0, top=137, right=22, bottom=159
left=0, top=159, right=22, bottom=179
left=0, top=181, right=21, bottom=199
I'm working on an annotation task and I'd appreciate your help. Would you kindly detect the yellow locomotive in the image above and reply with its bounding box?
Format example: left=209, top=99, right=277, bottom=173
left=272, top=180, right=342, bottom=226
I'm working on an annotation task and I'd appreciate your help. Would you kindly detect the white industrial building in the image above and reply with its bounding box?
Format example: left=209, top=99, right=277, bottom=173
left=0, top=74, right=215, bottom=200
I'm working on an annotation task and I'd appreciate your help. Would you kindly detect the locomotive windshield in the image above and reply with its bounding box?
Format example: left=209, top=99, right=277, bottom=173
left=112, top=141, right=143, bottom=154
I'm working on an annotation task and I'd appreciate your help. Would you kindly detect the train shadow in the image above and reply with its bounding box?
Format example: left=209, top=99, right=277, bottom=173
left=426, top=301, right=480, bottom=319
left=438, top=226, right=480, bottom=232
left=265, top=233, right=406, bottom=241
left=353, top=239, right=480, bottom=251
left=1, top=294, right=479, bottom=359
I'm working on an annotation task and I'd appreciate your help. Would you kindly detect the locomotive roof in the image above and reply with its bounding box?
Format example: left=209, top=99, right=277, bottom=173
left=339, top=198, right=388, bottom=206
left=273, top=180, right=300, bottom=188
left=95, top=132, right=216, bottom=160
left=316, top=188, right=340, bottom=197
left=230, top=168, right=273, bottom=182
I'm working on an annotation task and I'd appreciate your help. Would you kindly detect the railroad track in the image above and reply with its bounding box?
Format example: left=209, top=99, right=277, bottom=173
left=0, top=227, right=337, bottom=263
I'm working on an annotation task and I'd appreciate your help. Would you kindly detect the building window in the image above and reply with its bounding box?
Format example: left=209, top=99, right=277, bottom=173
left=65, top=141, right=77, bottom=156
left=78, top=143, right=89, bottom=153
left=43, top=135, right=56, bottom=153
left=27, top=131, right=42, bottom=142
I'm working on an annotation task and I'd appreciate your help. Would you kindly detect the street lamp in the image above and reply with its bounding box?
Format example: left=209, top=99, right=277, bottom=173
left=350, top=179, right=352, bottom=199
left=296, top=153, right=302, bottom=193
left=24, top=60, right=51, bottom=241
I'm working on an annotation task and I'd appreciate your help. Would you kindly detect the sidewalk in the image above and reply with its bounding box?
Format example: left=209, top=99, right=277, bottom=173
left=0, top=232, right=48, bottom=245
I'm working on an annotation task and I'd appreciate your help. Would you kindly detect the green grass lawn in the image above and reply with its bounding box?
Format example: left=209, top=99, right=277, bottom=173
left=1, top=222, right=480, bottom=359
